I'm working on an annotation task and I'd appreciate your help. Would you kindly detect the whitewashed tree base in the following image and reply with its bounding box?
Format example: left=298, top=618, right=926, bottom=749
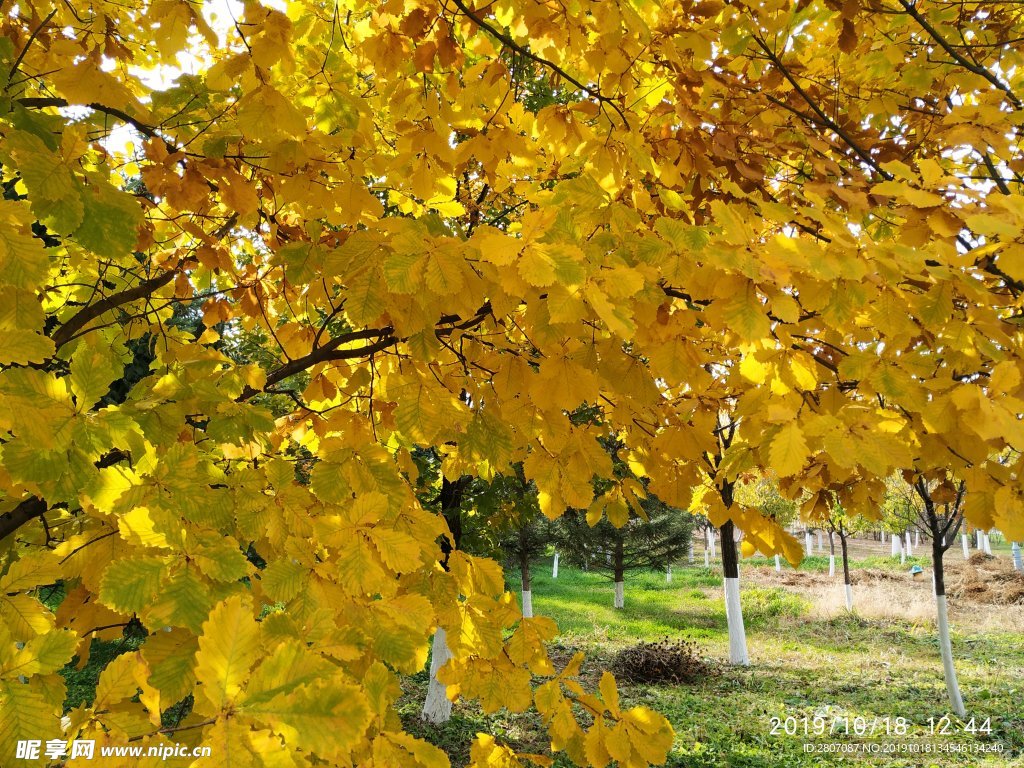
left=421, top=629, right=453, bottom=724
left=961, top=535, right=970, bottom=560
left=904, top=532, right=912, bottom=557
left=844, top=584, right=853, bottom=612
left=521, top=589, right=533, bottom=619
left=552, top=552, right=559, bottom=579
left=983, top=534, right=992, bottom=556
left=804, top=533, right=813, bottom=558
left=935, top=595, right=966, bottom=717
left=613, top=581, right=625, bottom=609
left=774, top=555, right=781, bottom=572
left=1012, top=542, right=1022, bottom=572
left=723, top=577, right=749, bottom=666
left=666, top=565, right=672, bottom=583
left=891, top=537, right=901, bottom=557
left=704, top=550, right=710, bottom=568
left=829, top=555, right=835, bottom=577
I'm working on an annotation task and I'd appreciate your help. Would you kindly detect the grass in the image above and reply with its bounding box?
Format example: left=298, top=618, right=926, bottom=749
left=49, top=549, right=1022, bottom=767
left=399, top=555, right=1024, bottom=767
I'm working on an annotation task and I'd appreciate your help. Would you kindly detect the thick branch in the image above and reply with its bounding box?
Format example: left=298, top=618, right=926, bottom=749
left=18, top=97, right=183, bottom=155
left=0, top=498, right=47, bottom=542
left=238, top=303, right=492, bottom=401
left=50, top=268, right=179, bottom=350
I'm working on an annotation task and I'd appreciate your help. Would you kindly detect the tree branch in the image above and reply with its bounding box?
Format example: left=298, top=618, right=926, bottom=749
left=50, top=268, right=180, bottom=350
left=896, top=0, right=1022, bottom=110
left=448, top=0, right=630, bottom=129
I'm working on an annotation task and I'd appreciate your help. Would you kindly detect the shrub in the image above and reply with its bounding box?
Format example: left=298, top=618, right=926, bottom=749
left=612, top=638, right=710, bottom=685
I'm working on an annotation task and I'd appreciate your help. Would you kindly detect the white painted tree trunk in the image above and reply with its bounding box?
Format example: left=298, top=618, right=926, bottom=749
left=935, top=595, right=966, bottom=717
left=844, top=584, right=853, bottom=611
left=891, top=536, right=901, bottom=556
left=421, top=629, right=453, bottom=724
left=915, top=530, right=921, bottom=547
left=982, top=533, right=992, bottom=556
left=961, top=534, right=970, bottom=560
left=687, top=538, right=694, bottom=565
left=666, top=565, right=672, bottom=583
left=552, top=551, right=559, bottom=578
left=521, top=590, right=533, bottom=619
left=613, top=581, right=625, bottom=609
left=1011, top=542, right=1022, bottom=572
left=804, top=532, right=813, bottom=558
left=977, top=529, right=983, bottom=548
left=905, top=531, right=912, bottom=557
left=900, top=544, right=906, bottom=566
left=774, top=554, right=781, bottom=572
left=723, top=577, right=749, bottom=665
left=817, top=532, right=823, bottom=551
left=706, top=528, right=716, bottom=559
left=704, top=548, right=710, bottom=567
left=829, top=554, right=835, bottom=577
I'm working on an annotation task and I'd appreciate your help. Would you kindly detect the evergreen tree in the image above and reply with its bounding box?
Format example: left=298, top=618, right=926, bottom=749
left=553, top=498, right=693, bottom=609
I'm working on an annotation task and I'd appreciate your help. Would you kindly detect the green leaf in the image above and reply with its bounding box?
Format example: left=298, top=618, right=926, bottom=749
left=70, top=344, right=122, bottom=410
left=0, top=330, right=54, bottom=365
left=74, top=182, right=143, bottom=258
left=242, top=677, right=372, bottom=759
left=98, top=557, right=167, bottom=614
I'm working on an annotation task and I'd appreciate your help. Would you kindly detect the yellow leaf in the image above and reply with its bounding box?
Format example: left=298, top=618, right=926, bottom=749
left=769, top=423, right=809, bottom=478
left=194, top=595, right=260, bottom=712
left=0, top=330, right=54, bottom=365
left=598, top=671, right=620, bottom=716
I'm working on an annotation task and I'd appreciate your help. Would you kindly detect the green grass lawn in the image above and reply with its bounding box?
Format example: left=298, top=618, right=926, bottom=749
left=399, top=557, right=1024, bottom=768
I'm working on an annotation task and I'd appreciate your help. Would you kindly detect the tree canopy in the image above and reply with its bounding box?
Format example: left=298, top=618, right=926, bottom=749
left=1, top=1, right=1023, bottom=766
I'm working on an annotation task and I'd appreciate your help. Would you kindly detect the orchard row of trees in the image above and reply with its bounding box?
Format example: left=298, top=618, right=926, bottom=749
left=2, top=1, right=1024, bottom=766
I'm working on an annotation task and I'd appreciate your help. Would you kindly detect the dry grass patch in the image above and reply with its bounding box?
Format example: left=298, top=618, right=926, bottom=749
left=745, top=562, right=1024, bottom=632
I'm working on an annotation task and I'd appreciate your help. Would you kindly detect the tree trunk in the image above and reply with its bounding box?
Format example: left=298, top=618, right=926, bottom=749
left=774, top=554, right=781, bottom=572
left=982, top=532, right=992, bottom=555
left=933, top=538, right=966, bottom=717
left=422, top=475, right=466, bottom=724
left=720, top=520, right=749, bottom=666
left=904, top=530, right=912, bottom=557
left=804, top=530, right=813, bottom=558
left=840, top=534, right=852, bottom=611
left=520, top=552, right=532, bottom=619
left=828, top=531, right=836, bottom=577
left=687, top=537, right=694, bottom=565
left=891, top=535, right=901, bottom=557
left=552, top=551, right=559, bottom=578
left=1012, top=542, right=1022, bottom=572
left=613, top=539, right=625, bottom=609
left=961, top=534, right=970, bottom=560
left=666, top=564, right=672, bottom=583
left=422, top=628, right=453, bottom=723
